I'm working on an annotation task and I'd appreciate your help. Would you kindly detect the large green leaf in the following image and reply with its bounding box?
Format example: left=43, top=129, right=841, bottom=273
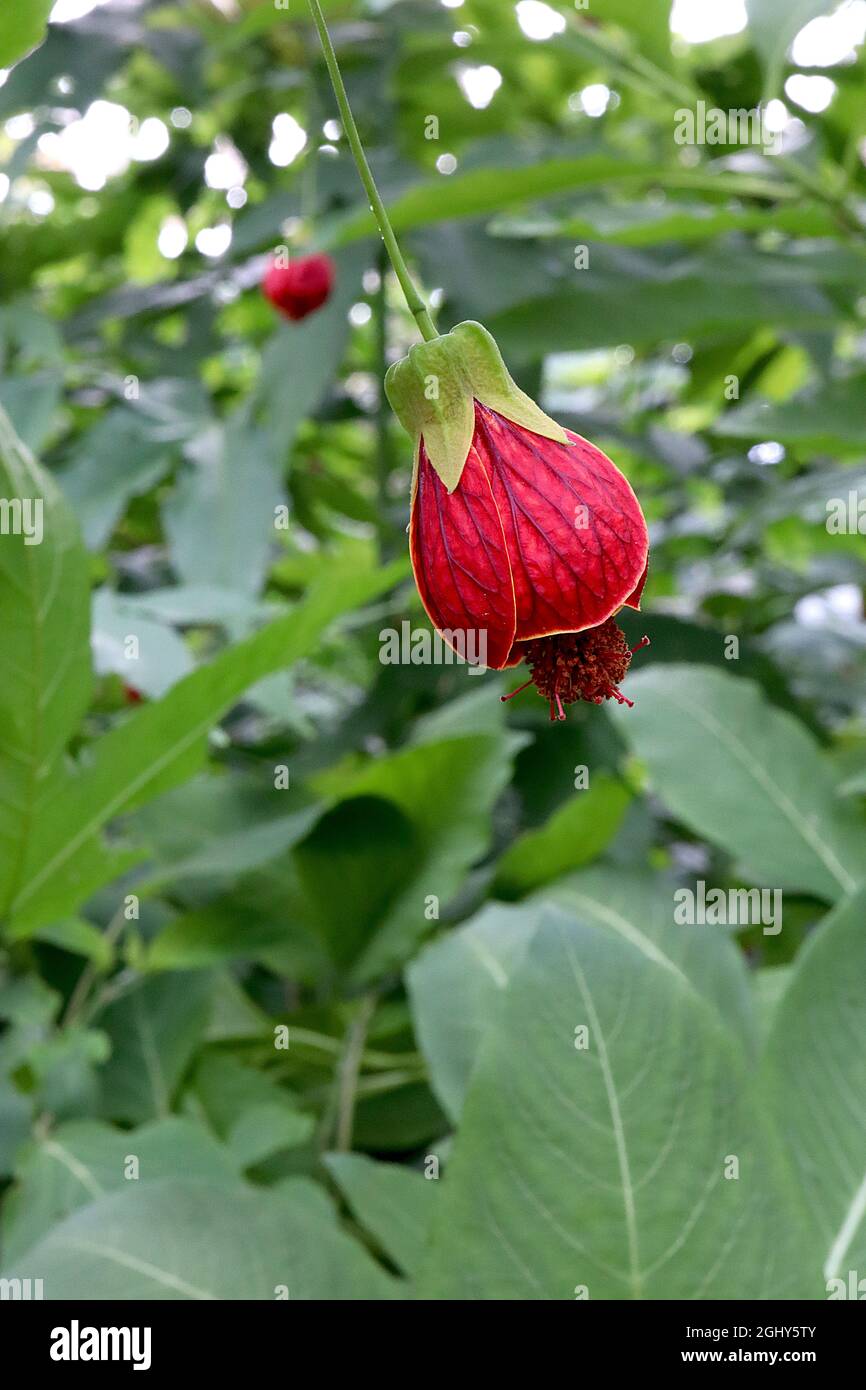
left=94, top=972, right=214, bottom=1125
left=334, top=733, right=517, bottom=984
left=491, top=200, right=839, bottom=248
left=4, top=1177, right=402, bottom=1299
left=190, top=1054, right=313, bottom=1168
left=137, top=804, right=320, bottom=896
left=407, top=902, right=540, bottom=1122
left=542, top=867, right=758, bottom=1047
left=419, top=910, right=819, bottom=1299
left=486, top=244, right=851, bottom=355
left=324, top=1152, right=436, bottom=1278
left=8, top=555, right=407, bottom=931
left=493, top=773, right=631, bottom=897
left=330, top=157, right=659, bottom=246
left=0, top=405, right=91, bottom=920
left=127, top=769, right=320, bottom=898
left=329, top=157, right=797, bottom=248
left=143, top=881, right=330, bottom=978
left=148, top=731, right=514, bottom=983
left=762, top=888, right=866, bottom=1291
left=623, top=665, right=865, bottom=901
left=408, top=872, right=758, bottom=1128
left=1, top=1116, right=238, bottom=1265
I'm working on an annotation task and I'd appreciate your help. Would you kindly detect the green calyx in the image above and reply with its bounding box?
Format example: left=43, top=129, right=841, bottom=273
left=384, top=320, right=569, bottom=493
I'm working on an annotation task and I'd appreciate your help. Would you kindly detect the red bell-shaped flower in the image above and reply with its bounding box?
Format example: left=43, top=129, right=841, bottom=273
left=262, top=252, right=335, bottom=321
left=386, top=322, right=649, bottom=719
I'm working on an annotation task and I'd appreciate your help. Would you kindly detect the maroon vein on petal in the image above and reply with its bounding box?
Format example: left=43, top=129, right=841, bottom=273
left=409, top=438, right=516, bottom=669
left=474, top=404, right=649, bottom=641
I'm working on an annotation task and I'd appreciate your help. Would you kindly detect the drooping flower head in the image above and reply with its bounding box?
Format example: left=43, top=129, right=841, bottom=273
left=385, top=322, right=649, bottom=720
left=262, top=252, right=335, bottom=321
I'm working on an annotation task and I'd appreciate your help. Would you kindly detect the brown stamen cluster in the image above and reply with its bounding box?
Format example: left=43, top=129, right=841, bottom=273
left=502, top=619, right=649, bottom=722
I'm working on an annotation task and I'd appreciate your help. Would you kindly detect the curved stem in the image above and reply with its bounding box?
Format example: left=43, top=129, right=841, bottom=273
left=305, top=0, right=438, bottom=342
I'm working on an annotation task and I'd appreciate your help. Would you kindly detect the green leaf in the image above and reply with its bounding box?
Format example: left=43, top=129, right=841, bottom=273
left=162, top=419, right=285, bottom=595
left=409, top=870, right=758, bottom=1127
left=590, top=0, right=686, bottom=70
left=138, top=804, right=320, bottom=898
left=173, top=731, right=516, bottom=985
left=623, top=665, right=865, bottom=901
left=94, top=972, right=214, bottom=1125
left=1, top=1116, right=239, bottom=1265
left=328, top=733, right=517, bottom=983
left=0, top=372, right=62, bottom=452
left=3, top=1177, right=402, bottom=1299
left=419, top=910, right=818, bottom=1299
left=0, top=0, right=52, bottom=68
left=543, top=867, right=758, bottom=1046
left=762, top=888, right=866, bottom=1291
left=225, top=1104, right=313, bottom=1170
left=0, top=973, right=104, bottom=1122
left=58, top=408, right=171, bottom=550
left=330, top=157, right=707, bottom=246
left=144, top=887, right=328, bottom=977
left=0, top=1081, right=31, bottom=1179
left=100, top=585, right=275, bottom=629
left=754, top=964, right=793, bottom=1044
left=407, top=902, right=539, bottom=1122
left=9, top=555, right=407, bottom=931
left=324, top=1152, right=437, bottom=1278
left=92, top=589, right=193, bottom=699
left=486, top=244, right=851, bottom=356
left=190, top=1054, right=313, bottom=1167
left=0, top=405, right=91, bottom=921
left=716, top=375, right=866, bottom=451
left=205, top=972, right=273, bottom=1043
left=493, top=774, right=631, bottom=897
left=747, top=0, right=839, bottom=93
left=9, top=916, right=114, bottom=969
left=146, top=730, right=513, bottom=983
left=352, top=1080, right=447, bottom=1155
left=491, top=200, right=839, bottom=248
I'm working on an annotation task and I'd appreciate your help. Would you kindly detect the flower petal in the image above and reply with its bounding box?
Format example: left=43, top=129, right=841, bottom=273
left=474, top=404, right=649, bottom=641
left=409, top=437, right=517, bottom=670
left=622, top=556, right=648, bottom=610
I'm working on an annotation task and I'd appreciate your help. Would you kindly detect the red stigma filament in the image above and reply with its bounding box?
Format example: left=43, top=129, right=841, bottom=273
left=501, top=619, right=650, bottom=720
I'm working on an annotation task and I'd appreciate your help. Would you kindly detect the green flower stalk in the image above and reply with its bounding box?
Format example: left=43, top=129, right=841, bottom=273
left=305, top=0, right=438, bottom=343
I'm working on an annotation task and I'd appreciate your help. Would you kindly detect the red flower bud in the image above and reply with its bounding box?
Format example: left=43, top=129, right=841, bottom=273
left=385, top=322, right=650, bottom=719
left=262, top=253, right=335, bottom=321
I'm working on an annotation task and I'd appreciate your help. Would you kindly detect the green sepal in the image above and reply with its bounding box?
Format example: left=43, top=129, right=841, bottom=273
left=384, top=320, right=569, bottom=493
